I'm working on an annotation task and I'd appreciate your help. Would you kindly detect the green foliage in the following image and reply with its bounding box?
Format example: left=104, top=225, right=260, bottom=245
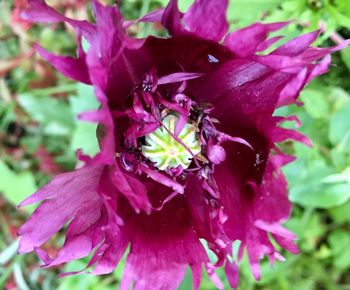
left=57, top=261, right=112, bottom=290
left=329, top=100, right=350, bottom=152
left=69, top=84, right=100, bottom=157
left=340, top=46, right=350, bottom=70
left=228, top=0, right=282, bottom=28
left=156, top=0, right=193, bottom=11
left=287, top=155, right=350, bottom=208
left=0, top=161, right=36, bottom=208
left=1, top=0, right=350, bottom=289
left=328, top=230, right=350, bottom=271
left=279, top=83, right=350, bottom=210
left=18, top=92, right=75, bottom=136
left=264, top=0, right=350, bottom=40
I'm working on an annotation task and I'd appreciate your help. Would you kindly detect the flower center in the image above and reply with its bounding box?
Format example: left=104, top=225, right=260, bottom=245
left=142, top=115, right=201, bottom=170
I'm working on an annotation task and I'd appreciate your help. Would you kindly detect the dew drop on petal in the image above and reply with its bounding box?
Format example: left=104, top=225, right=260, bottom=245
left=208, top=54, right=219, bottom=63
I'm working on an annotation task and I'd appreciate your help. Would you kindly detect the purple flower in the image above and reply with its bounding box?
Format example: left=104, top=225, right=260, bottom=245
left=18, top=0, right=349, bottom=289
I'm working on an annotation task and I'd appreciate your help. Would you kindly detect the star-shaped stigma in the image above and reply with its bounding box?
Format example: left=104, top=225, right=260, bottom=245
left=142, top=115, right=201, bottom=170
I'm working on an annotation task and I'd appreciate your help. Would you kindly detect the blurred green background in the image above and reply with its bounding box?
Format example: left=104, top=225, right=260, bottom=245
left=1, top=0, right=350, bottom=289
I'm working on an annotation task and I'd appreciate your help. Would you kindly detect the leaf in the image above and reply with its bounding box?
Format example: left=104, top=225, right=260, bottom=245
left=0, top=101, right=15, bottom=132
left=69, top=84, right=100, bottom=156
left=331, top=87, right=350, bottom=107
left=40, top=27, right=76, bottom=53
left=300, top=88, right=330, bottom=119
left=329, top=200, right=350, bottom=224
left=13, top=263, right=31, bottom=290
left=18, top=93, right=75, bottom=136
left=156, top=0, right=193, bottom=11
left=82, top=36, right=90, bottom=53
left=340, top=46, right=350, bottom=72
left=338, top=0, right=350, bottom=17
left=0, top=240, right=19, bottom=265
left=286, top=157, right=350, bottom=208
left=328, top=230, right=350, bottom=272
left=326, top=5, right=350, bottom=30
left=322, top=168, right=350, bottom=184
left=290, top=181, right=350, bottom=209
left=0, top=161, right=36, bottom=208
left=58, top=260, right=100, bottom=290
left=228, top=0, right=283, bottom=28
left=329, top=100, right=350, bottom=152
left=59, top=259, right=116, bottom=290
left=157, top=0, right=283, bottom=27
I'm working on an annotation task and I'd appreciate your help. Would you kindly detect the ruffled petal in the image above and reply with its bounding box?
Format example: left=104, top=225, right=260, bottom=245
left=256, top=36, right=283, bottom=52
left=278, top=68, right=308, bottom=106
left=301, top=39, right=350, bottom=61
left=215, top=152, right=297, bottom=280
left=18, top=1, right=350, bottom=288
left=224, top=22, right=289, bottom=57
left=18, top=165, right=104, bottom=253
left=80, top=87, right=116, bottom=165
left=189, top=59, right=290, bottom=129
left=126, top=8, right=165, bottom=27
left=161, top=0, right=184, bottom=36
left=41, top=204, right=103, bottom=267
left=35, top=43, right=91, bottom=84
left=89, top=169, right=128, bottom=275
left=25, top=167, right=128, bottom=275
left=183, top=0, right=229, bottom=41
left=22, top=0, right=96, bottom=42
left=224, top=260, right=239, bottom=289
left=109, top=163, right=151, bottom=214
left=87, top=3, right=148, bottom=108
left=120, top=195, right=209, bottom=290
left=272, top=30, right=320, bottom=56
left=162, top=0, right=228, bottom=41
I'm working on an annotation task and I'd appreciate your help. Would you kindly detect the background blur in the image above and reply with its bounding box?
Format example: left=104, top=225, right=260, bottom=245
left=0, top=0, right=350, bottom=289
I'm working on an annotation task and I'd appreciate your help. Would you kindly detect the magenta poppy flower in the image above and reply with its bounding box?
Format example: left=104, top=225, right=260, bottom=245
left=18, top=0, right=349, bottom=289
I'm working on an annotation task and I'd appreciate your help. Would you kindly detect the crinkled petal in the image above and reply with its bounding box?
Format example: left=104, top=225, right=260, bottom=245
left=224, top=22, right=289, bottom=57
left=109, top=163, right=151, bottom=214
left=183, top=0, right=229, bottom=41
left=301, top=39, right=350, bottom=61
left=224, top=260, right=239, bottom=289
left=251, top=55, right=308, bottom=73
left=256, top=36, right=283, bottom=52
left=55, top=168, right=127, bottom=276
left=42, top=209, right=102, bottom=267
left=83, top=87, right=116, bottom=165
left=89, top=169, right=128, bottom=275
left=124, top=8, right=165, bottom=28
left=272, top=30, right=320, bottom=56
left=18, top=165, right=104, bottom=253
left=22, top=0, right=96, bottom=42
left=253, top=154, right=294, bottom=223
left=35, top=44, right=91, bottom=84
left=214, top=147, right=297, bottom=280
left=87, top=4, right=147, bottom=108
left=278, top=68, right=308, bottom=107
left=269, top=117, right=312, bottom=146
left=17, top=1, right=350, bottom=288
left=120, top=196, right=208, bottom=290
left=139, top=165, right=184, bottom=194
left=157, top=72, right=203, bottom=85
left=189, top=59, right=291, bottom=129
left=161, top=0, right=184, bottom=36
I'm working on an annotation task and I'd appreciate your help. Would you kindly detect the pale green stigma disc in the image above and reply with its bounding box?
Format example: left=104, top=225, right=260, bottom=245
left=142, top=115, right=201, bottom=170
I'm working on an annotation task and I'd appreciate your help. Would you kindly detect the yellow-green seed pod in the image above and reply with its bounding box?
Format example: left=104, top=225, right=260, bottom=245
left=142, top=115, right=201, bottom=170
